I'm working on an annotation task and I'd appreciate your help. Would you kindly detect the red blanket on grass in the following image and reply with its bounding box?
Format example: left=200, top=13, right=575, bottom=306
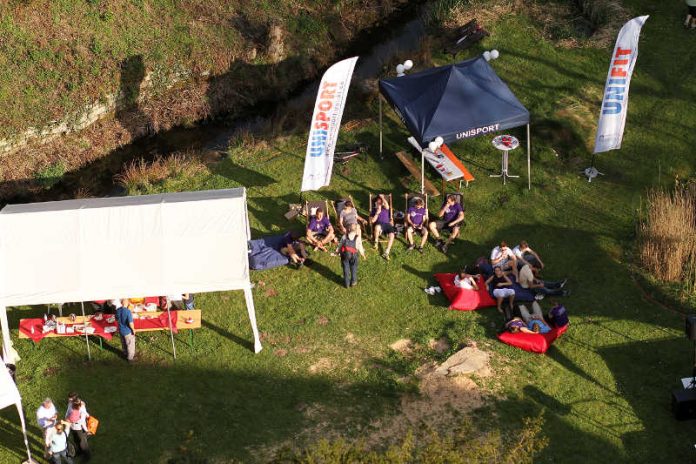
left=434, top=273, right=497, bottom=311
left=497, top=323, right=569, bottom=353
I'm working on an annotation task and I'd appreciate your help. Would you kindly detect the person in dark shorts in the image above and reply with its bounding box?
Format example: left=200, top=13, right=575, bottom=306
left=405, top=197, right=428, bottom=253
left=370, top=194, right=395, bottom=260
left=306, top=208, right=336, bottom=252
left=428, top=194, right=464, bottom=253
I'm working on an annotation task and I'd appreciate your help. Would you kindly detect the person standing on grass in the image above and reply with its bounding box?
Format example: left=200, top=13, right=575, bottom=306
left=405, top=197, right=428, bottom=253
left=37, top=398, right=58, bottom=439
left=429, top=195, right=464, bottom=254
left=116, top=298, right=136, bottom=362
left=486, top=266, right=515, bottom=319
left=47, top=423, right=73, bottom=464
left=66, top=399, right=91, bottom=461
left=370, top=194, right=395, bottom=260
left=336, top=223, right=366, bottom=288
left=686, top=0, right=696, bottom=29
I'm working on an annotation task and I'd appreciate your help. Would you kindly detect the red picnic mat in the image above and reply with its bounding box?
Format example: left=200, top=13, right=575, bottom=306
left=18, top=318, right=114, bottom=343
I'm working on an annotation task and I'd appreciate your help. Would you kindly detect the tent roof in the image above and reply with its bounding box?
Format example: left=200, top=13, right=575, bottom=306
left=379, top=56, right=529, bottom=146
left=0, top=188, right=245, bottom=215
left=0, top=188, right=251, bottom=306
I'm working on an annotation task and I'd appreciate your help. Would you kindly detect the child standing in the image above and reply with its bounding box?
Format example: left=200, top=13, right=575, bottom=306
left=336, top=223, right=366, bottom=288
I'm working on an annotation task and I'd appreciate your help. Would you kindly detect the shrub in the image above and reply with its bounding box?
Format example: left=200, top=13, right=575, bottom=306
left=638, top=184, right=696, bottom=286
left=115, top=152, right=206, bottom=194
left=279, top=414, right=548, bottom=464
left=35, top=161, right=66, bottom=188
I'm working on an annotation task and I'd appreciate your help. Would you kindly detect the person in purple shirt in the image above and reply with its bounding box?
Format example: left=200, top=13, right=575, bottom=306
left=405, top=197, right=428, bottom=253
left=305, top=209, right=335, bottom=252
left=370, top=194, right=395, bottom=260
left=428, top=194, right=465, bottom=254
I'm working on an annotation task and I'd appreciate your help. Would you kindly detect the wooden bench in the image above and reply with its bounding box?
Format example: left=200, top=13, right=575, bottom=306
left=440, top=144, right=475, bottom=188
left=394, top=151, right=440, bottom=196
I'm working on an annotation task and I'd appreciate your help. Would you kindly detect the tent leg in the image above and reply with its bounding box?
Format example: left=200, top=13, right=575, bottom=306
left=244, top=285, right=262, bottom=353
left=0, top=305, right=11, bottom=363
left=379, top=97, right=383, bottom=159
left=421, top=150, right=425, bottom=194
left=166, top=307, right=177, bottom=360
left=527, top=124, right=531, bottom=190
left=16, top=401, right=34, bottom=464
left=80, top=302, right=91, bottom=361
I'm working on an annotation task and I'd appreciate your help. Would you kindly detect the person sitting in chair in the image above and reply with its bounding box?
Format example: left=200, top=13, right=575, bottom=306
left=370, top=194, right=395, bottom=260
left=338, top=200, right=367, bottom=236
left=280, top=230, right=308, bottom=267
left=405, top=197, right=428, bottom=253
left=429, top=195, right=464, bottom=254
left=306, top=208, right=335, bottom=252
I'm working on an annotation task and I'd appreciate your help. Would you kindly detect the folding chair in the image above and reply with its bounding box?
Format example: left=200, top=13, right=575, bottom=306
left=331, top=195, right=364, bottom=235
left=404, top=192, right=430, bottom=225
left=368, top=193, right=394, bottom=241
left=304, top=199, right=330, bottom=221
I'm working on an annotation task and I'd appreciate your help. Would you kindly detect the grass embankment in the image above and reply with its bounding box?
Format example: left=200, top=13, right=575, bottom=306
left=2, top=0, right=696, bottom=463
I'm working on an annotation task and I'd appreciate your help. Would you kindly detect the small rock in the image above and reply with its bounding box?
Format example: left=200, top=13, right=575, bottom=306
left=390, top=338, right=413, bottom=353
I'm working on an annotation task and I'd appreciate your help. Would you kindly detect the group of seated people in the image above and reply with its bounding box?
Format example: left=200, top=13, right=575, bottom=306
left=90, top=294, right=195, bottom=313
left=289, top=193, right=466, bottom=264
left=449, top=239, right=570, bottom=331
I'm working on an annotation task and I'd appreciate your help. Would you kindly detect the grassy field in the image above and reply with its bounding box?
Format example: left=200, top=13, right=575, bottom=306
left=2, top=0, right=696, bottom=462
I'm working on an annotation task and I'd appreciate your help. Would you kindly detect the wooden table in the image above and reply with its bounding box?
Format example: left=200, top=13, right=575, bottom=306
left=19, top=310, right=202, bottom=347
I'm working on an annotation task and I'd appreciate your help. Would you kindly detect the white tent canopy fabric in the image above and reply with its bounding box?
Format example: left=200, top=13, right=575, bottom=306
left=0, top=367, right=33, bottom=462
left=0, top=188, right=262, bottom=357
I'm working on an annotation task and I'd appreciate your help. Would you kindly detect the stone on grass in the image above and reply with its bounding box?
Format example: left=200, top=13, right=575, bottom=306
left=434, top=347, right=489, bottom=377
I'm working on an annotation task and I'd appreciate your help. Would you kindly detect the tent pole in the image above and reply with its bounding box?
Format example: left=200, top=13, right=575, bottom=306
left=421, top=149, right=425, bottom=194
left=80, top=302, right=91, bottom=361
left=244, top=285, right=262, bottom=353
left=0, top=304, right=11, bottom=363
left=527, top=124, right=531, bottom=190
left=166, top=306, right=177, bottom=360
left=16, top=401, right=34, bottom=464
left=379, top=97, right=383, bottom=159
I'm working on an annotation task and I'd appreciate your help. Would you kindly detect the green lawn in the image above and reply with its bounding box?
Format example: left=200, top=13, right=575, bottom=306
left=2, top=0, right=696, bottom=463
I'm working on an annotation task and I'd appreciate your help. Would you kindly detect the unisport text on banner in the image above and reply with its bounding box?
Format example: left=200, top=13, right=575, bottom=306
left=301, top=57, right=358, bottom=191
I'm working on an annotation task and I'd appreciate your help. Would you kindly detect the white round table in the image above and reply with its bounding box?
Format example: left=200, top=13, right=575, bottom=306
left=491, top=135, right=520, bottom=184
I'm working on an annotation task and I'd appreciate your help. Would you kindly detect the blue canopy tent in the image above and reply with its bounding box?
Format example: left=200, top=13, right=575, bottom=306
left=378, top=56, right=532, bottom=189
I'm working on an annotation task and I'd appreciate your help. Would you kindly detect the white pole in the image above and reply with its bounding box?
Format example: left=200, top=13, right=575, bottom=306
left=166, top=306, right=177, bottom=360
left=15, top=401, right=34, bottom=464
left=244, top=286, right=262, bottom=353
left=379, top=97, right=383, bottom=158
left=421, top=150, right=425, bottom=194
left=0, top=305, right=11, bottom=363
left=527, top=124, right=531, bottom=190
left=80, top=302, right=91, bottom=361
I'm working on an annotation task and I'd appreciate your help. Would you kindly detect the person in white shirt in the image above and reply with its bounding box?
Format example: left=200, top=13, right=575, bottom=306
left=453, top=269, right=479, bottom=290
left=512, top=240, right=544, bottom=269
left=37, top=398, right=58, bottom=437
left=490, top=241, right=518, bottom=279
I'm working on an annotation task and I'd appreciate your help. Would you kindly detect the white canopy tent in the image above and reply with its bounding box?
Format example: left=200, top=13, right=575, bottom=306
left=0, top=366, right=34, bottom=463
left=0, top=188, right=263, bottom=365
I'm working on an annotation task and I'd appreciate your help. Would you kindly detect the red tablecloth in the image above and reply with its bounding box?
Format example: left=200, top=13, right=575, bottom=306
left=19, top=311, right=178, bottom=343
left=19, top=318, right=114, bottom=343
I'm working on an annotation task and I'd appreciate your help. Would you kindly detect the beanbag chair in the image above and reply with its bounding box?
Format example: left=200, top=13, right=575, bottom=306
left=248, top=235, right=290, bottom=271
left=497, top=323, right=569, bottom=353
left=435, top=273, right=496, bottom=311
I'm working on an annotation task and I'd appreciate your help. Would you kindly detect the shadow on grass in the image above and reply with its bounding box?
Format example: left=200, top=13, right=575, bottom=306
left=201, top=320, right=254, bottom=352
